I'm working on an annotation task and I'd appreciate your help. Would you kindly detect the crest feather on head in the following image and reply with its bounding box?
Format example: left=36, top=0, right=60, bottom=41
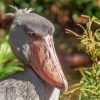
left=9, top=5, right=34, bottom=14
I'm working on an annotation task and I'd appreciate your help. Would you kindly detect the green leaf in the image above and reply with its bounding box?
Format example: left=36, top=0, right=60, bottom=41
left=0, top=35, right=24, bottom=79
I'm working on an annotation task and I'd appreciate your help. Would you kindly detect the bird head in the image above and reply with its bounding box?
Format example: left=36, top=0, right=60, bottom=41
left=9, top=7, right=68, bottom=91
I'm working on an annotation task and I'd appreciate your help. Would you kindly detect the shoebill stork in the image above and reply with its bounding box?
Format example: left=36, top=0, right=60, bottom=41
left=0, top=7, right=68, bottom=100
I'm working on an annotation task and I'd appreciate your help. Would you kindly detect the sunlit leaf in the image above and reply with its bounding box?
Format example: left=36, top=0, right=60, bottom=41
left=0, top=35, right=24, bottom=79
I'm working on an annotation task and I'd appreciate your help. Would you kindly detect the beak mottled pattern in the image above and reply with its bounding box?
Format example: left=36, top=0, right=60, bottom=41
left=29, top=35, right=68, bottom=90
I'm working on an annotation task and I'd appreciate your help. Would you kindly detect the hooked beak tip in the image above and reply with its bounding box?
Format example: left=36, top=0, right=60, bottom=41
left=63, top=79, right=68, bottom=91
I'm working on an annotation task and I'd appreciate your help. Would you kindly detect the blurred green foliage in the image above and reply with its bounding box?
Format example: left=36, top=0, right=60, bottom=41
left=0, top=0, right=100, bottom=21
left=69, top=0, right=100, bottom=21
left=0, top=35, right=24, bottom=79
left=78, top=17, right=100, bottom=100
left=78, top=16, right=100, bottom=100
left=80, top=17, right=100, bottom=62
left=65, top=16, right=100, bottom=100
left=79, top=63, right=100, bottom=100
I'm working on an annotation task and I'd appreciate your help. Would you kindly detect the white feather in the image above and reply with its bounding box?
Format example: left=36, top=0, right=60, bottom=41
left=9, top=5, right=34, bottom=14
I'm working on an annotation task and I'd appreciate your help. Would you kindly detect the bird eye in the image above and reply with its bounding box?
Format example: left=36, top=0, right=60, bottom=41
left=23, top=27, right=35, bottom=37
left=28, top=32, right=35, bottom=37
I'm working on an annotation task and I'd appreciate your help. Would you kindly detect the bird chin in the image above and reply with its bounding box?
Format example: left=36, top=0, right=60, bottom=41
left=29, top=34, right=68, bottom=91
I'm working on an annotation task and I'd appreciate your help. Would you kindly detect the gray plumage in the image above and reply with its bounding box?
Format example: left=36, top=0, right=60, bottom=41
left=0, top=8, right=65, bottom=100
left=12, top=12, right=54, bottom=37
left=0, top=67, right=60, bottom=100
left=10, top=12, right=55, bottom=64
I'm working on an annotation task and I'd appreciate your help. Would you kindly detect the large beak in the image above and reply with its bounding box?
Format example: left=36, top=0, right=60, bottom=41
left=29, top=35, right=68, bottom=90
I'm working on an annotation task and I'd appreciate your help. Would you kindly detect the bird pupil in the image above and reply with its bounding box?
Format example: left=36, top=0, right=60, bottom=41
left=31, top=33, right=35, bottom=37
